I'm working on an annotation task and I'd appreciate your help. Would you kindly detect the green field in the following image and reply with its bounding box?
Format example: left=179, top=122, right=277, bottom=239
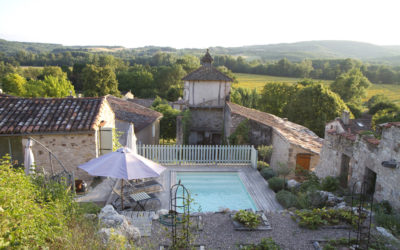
left=235, top=73, right=400, bottom=104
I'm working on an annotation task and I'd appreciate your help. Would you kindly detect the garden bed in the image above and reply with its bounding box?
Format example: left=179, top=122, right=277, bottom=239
left=230, top=211, right=272, bottom=231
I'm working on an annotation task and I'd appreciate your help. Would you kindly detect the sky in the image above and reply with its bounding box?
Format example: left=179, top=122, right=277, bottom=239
left=0, top=0, right=399, bottom=49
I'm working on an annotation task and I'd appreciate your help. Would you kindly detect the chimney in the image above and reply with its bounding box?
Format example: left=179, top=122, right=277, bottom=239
left=342, top=110, right=350, bottom=125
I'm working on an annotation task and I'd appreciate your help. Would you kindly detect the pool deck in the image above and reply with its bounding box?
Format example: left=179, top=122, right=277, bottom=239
left=155, top=165, right=282, bottom=212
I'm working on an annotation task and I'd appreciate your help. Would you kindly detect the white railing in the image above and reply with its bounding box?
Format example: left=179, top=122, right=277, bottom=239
left=137, top=144, right=258, bottom=168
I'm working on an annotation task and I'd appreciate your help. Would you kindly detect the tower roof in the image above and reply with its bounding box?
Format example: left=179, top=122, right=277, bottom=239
left=201, top=49, right=213, bottom=65
left=182, top=50, right=233, bottom=82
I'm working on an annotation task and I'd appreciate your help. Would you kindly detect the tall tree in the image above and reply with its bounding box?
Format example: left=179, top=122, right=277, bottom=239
left=25, top=76, right=75, bottom=97
left=286, top=83, right=349, bottom=137
left=81, top=65, right=119, bottom=97
left=2, top=73, right=27, bottom=96
left=330, top=68, right=371, bottom=103
left=258, top=82, right=299, bottom=117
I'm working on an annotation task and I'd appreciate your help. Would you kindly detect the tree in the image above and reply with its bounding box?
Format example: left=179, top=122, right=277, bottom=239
left=372, top=109, right=400, bottom=130
left=2, top=73, right=27, bottom=96
left=40, top=66, right=67, bottom=79
left=330, top=68, right=371, bottom=103
left=258, top=82, right=299, bottom=117
left=153, top=64, right=185, bottom=98
left=81, top=65, right=119, bottom=97
left=230, top=87, right=260, bottom=109
left=117, top=65, right=154, bottom=97
left=25, top=75, right=75, bottom=98
left=286, top=83, right=349, bottom=137
left=151, top=103, right=180, bottom=141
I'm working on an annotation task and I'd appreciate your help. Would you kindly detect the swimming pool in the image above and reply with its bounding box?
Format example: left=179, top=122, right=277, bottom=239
left=175, top=172, right=258, bottom=212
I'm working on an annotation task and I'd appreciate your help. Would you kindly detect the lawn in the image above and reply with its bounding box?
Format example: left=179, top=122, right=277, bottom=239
left=235, top=73, right=400, bottom=104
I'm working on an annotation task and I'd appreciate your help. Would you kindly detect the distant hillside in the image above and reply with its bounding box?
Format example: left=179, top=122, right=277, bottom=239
left=2, top=38, right=400, bottom=64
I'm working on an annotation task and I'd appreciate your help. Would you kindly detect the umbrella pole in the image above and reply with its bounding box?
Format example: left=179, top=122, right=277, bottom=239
left=121, top=179, right=124, bottom=210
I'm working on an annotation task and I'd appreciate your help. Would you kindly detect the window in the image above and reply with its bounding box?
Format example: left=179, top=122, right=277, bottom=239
left=0, top=137, right=23, bottom=165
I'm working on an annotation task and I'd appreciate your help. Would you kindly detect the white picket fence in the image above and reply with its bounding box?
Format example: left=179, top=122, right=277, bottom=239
left=137, top=144, right=258, bottom=168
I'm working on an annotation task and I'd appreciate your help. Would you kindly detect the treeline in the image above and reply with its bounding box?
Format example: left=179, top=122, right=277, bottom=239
left=2, top=48, right=400, bottom=84
left=213, top=56, right=400, bottom=84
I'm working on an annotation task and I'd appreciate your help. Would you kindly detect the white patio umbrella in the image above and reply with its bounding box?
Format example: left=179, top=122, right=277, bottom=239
left=24, top=138, right=35, bottom=175
left=126, top=123, right=137, bottom=154
left=78, top=147, right=165, bottom=209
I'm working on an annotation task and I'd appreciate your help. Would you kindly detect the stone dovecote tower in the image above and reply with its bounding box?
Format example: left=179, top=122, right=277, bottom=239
left=181, top=50, right=233, bottom=144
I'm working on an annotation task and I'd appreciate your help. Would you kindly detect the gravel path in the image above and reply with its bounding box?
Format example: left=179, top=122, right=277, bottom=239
left=138, top=211, right=349, bottom=249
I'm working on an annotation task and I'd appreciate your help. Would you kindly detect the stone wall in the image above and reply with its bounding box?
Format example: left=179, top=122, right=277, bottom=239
left=115, top=119, right=160, bottom=146
left=26, top=133, right=97, bottom=182
left=270, top=131, right=290, bottom=170
left=315, top=133, right=355, bottom=178
left=351, top=126, right=400, bottom=208
left=190, top=108, right=224, bottom=131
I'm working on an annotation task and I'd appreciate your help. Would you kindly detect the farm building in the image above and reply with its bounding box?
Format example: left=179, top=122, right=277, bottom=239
left=0, top=95, right=115, bottom=182
left=106, top=95, right=162, bottom=145
left=316, top=113, right=400, bottom=208
left=224, top=102, right=323, bottom=173
left=181, top=49, right=233, bottom=144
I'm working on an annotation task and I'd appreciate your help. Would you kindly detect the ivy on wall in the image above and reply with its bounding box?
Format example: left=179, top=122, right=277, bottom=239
left=181, top=109, right=192, bottom=144
left=228, top=119, right=250, bottom=145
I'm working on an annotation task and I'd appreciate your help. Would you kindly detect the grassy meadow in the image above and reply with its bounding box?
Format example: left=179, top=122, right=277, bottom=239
left=234, top=73, right=400, bottom=104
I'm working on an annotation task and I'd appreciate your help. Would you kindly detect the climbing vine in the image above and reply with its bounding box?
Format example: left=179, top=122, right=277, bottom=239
left=228, top=119, right=250, bottom=145
left=181, top=109, right=192, bottom=144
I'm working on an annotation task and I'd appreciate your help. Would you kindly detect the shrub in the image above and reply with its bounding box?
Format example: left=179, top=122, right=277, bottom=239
left=276, top=190, right=298, bottom=208
left=258, top=145, right=273, bottom=162
left=375, top=213, right=400, bottom=237
left=296, top=190, right=327, bottom=209
left=233, top=210, right=261, bottom=229
left=295, top=208, right=358, bottom=230
left=229, top=119, right=250, bottom=145
left=241, top=237, right=281, bottom=250
left=321, top=176, right=340, bottom=192
left=257, top=161, right=269, bottom=171
left=346, top=102, right=363, bottom=118
left=299, top=172, right=320, bottom=192
left=268, top=177, right=285, bottom=193
left=261, top=168, right=276, bottom=180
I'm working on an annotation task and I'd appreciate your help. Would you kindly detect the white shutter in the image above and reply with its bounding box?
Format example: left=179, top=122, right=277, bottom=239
left=100, top=127, right=113, bottom=155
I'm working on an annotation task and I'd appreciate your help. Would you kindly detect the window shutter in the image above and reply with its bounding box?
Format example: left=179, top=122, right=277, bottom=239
left=100, top=128, right=113, bottom=155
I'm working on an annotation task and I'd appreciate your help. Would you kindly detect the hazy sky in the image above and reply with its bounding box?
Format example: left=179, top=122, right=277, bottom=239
left=0, top=0, right=399, bottom=48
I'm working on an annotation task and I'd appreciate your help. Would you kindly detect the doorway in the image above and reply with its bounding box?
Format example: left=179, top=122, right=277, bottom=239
left=364, top=168, right=377, bottom=196
left=296, top=154, right=311, bottom=172
left=339, top=154, right=351, bottom=187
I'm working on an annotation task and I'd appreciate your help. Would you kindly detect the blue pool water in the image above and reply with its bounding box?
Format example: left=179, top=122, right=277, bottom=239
left=176, top=172, right=258, bottom=212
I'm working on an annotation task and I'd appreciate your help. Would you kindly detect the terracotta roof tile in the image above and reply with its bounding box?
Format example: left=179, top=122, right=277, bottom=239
left=182, top=65, right=233, bottom=82
left=106, top=96, right=162, bottom=132
left=227, top=102, right=323, bottom=154
left=0, top=96, right=103, bottom=135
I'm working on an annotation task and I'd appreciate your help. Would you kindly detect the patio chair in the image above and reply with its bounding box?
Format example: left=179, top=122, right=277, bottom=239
left=111, top=184, right=161, bottom=211
left=126, top=179, right=164, bottom=194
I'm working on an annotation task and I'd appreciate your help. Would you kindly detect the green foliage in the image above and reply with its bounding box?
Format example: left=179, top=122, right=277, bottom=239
left=346, top=102, right=363, bottom=118
left=181, top=109, right=192, bottom=144
left=2, top=73, right=27, bottom=96
left=258, top=82, right=299, bottom=117
left=260, top=167, right=276, bottom=180
left=267, top=177, right=286, bottom=193
left=152, top=102, right=180, bottom=141
left=276, top=190, right=298, bottom=208
left=295, top=208, right=359, bottom=230
left=117, top=64, right=154, bottom=97
left=372, top=108, right=400, bottom=129
left=228, top=119, right=250, bottom=145
left=286, top=83, right=349, bottom=137
left=369, top=101, right=399, bottom=115
left=113, top=128, right=123, bottom=151
left=321, top=176, right=340, bottom=192
left=233, top=210, right=261, bottom=229
left=258, top=145, right=273, bottom=163
left=166, top=85, right=182, bottom=101
left=25, top=75, right=76, bottom=97
left=82, top=64, right=120, bottom=97
left=330, top=68, right=371, bottom=104
left=374, top=201, right=400, bottom=237
left=230, top=87, right=260, bottom=109
left=296, top=190, right=327, bottom=209
left=366, top=94, right=390, bottom=109
left=241, top=237, right=281, bottom=250
left=257, top=161, right=269, bottom=171
left=298, top=172, right=321, bottom=192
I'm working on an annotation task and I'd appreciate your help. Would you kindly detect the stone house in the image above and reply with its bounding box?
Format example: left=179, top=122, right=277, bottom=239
left=0, top=95, right=115, bottom=182
left=181, top=49, right=233, bottom=144
left=106, top=95, right=162, bottom=145
left=224, top=102, right=323, bottom=173
left=315, top=113, right=400, bottom=209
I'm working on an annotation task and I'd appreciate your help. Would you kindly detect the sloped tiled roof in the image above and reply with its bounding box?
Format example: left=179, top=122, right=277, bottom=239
left=128, top=98, right=155, bottom=108
left=182, top=65, right=234, bottom=82
left=106, top=96, right=162, bottom=132
left=0, top=96, right=104, bottom=135
left=227, top=102, right=323, bottom=154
